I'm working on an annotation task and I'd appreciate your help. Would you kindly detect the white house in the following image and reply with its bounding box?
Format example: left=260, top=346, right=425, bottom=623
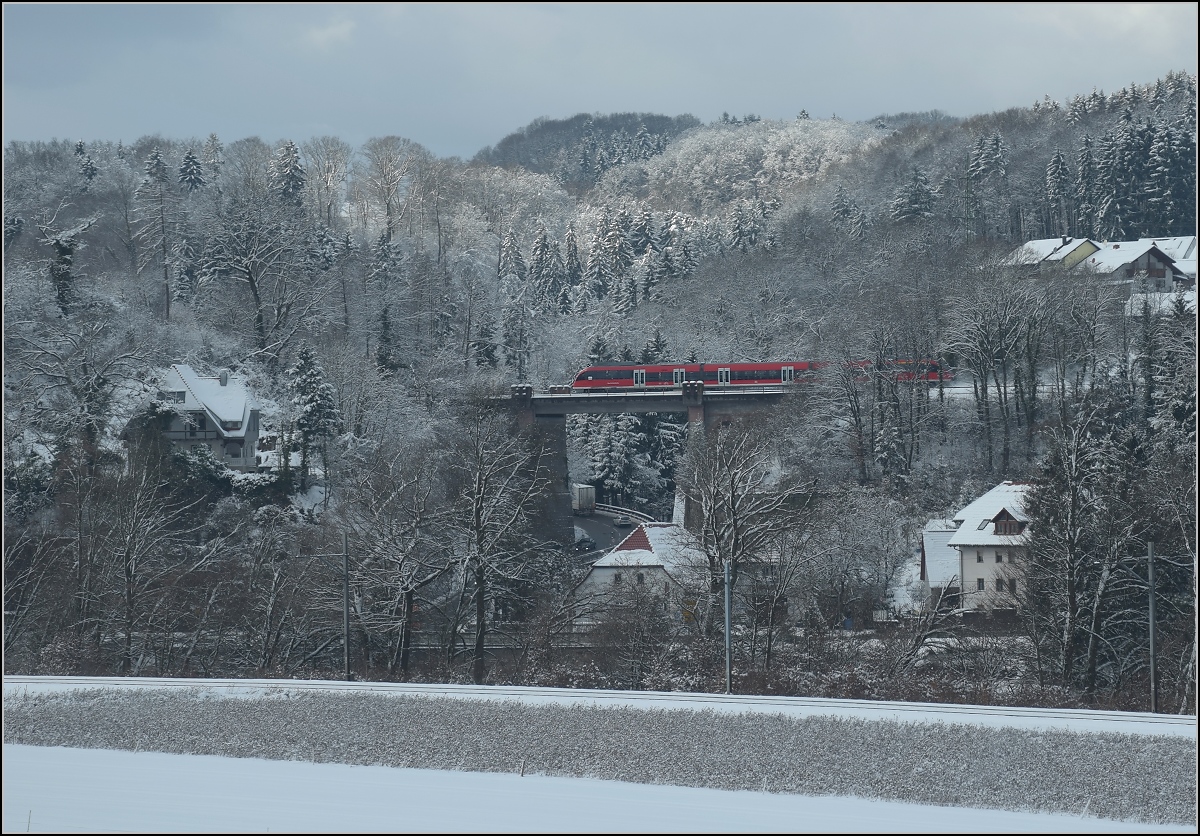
left=573, top=522, right=707, bottom=621
left=913, top=482, right=1031, bottom=612
left=157, top=364, right=261, bottom=472
left=946, top=481, right=1030, bottom=609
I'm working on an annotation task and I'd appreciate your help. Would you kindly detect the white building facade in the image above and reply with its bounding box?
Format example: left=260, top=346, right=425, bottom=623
left=918, top=481, right=1031, bottom=611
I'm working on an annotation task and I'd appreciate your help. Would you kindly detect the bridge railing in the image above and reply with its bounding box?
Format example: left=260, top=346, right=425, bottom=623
left=594, top=503, right=657, bottom=523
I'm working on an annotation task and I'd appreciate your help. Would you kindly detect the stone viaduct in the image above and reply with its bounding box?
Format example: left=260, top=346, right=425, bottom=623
left=507, top=383, right=794, bottom=546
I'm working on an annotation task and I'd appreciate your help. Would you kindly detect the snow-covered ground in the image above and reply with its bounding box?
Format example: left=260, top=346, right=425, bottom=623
left=4, top=676, right=1196, bottom=833
left=3, top=744, right=1191, bottom=834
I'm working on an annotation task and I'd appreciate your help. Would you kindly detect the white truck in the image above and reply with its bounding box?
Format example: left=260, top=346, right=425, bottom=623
left=571, top=483, right=596, bottom=515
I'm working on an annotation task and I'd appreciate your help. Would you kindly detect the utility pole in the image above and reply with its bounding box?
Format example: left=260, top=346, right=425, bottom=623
left=724, top=559, right=732, bottom=694
left=342, top=530, right=350, bottom=683
left=1148, top=540, right=1158, bottom=713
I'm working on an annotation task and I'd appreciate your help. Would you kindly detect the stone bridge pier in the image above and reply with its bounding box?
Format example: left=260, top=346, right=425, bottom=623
left=508, top=383, right=790, bottom=546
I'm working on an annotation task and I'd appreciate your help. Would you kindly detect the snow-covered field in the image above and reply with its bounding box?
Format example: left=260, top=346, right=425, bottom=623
left=4, top=676, right=1196, bottom=833
left=4, top=744, right=1192, bottom=834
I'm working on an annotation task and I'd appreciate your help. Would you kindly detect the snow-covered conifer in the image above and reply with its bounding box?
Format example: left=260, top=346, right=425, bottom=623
left=270, top=140, right=306, bottom=207
left=287, top=344, right=340, bottom=491
left=178, top=150, right=205, bottom=193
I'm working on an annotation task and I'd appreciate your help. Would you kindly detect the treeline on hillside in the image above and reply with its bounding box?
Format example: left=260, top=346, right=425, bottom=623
left=474, top=111, right=701, bottom=192
left=3, top=72, right=1195, bottom=710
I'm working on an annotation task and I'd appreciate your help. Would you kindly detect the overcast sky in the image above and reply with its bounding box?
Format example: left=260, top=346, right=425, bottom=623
left=3, top=3, right=1196, bottom=159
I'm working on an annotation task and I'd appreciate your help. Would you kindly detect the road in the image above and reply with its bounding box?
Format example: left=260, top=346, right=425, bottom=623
left=571, top=513, right=630, bottom=552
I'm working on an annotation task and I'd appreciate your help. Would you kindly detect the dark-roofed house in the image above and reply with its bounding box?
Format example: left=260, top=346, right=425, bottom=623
left=1075, top=240, right=1188, bottom=295
left=156, top=364, right=262, bottom=472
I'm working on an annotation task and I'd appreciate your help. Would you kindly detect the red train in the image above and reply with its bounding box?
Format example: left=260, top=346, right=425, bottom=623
left=570, top=360, right=951, bottom=390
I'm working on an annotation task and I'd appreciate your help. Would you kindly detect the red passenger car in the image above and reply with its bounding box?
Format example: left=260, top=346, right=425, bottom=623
left=570, top=360, right=950, bottom=390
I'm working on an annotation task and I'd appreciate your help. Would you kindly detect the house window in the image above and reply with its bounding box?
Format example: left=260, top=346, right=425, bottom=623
left=636, top=572, right=644, bottom=585
left=976, top=552, right=984, bottom=563
left=188, top=414, right=207, bottom=437
left=977, top=578, right=985, bottom=591
left=996, top=553, right=1004, bottom=563
left=1009, top=579, right=1018, bottom=594
left=613, top=573, right=622, bottom=584
left=996, top=578, right=1005, bottom=592
left=225, top=443, right=242, bottom=459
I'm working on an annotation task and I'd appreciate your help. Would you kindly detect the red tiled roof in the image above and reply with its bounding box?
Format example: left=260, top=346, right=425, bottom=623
left=614, top=525, right=652, bottom=552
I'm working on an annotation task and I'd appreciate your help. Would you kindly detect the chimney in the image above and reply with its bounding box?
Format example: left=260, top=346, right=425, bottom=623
left=219, top=371, right=229, bottom=387
left=1061, top=235, right=1069, bottom=246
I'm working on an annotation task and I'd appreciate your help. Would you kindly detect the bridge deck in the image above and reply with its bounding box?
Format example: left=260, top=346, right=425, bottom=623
left=517, top=386, right=789, bottom=416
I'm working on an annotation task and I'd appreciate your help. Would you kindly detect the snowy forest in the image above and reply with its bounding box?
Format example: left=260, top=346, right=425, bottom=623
left=3, top=71, right=1196, bottom=713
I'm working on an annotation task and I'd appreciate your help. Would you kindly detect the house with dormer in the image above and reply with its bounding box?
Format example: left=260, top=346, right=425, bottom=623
left=155, top=364, right=261, bottom=472
left=916, top=481, right=1031, bottom=612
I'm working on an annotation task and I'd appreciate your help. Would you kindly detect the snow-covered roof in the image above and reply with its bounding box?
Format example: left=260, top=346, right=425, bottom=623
left=1075, top=241, right=1177, bottom=275
left=1140, top=235, right=1196, bottom=262
left=948, top=482, right=1031, bottom=548
left=1171, top=258, right=1197, bottom=280
left=1001, top=237, right=1096, bottom=266
left=922, top=520, right=961, bottom=586
left=1125, top=291, right=1197, bottom=317
left=163, top=364, right=256, bottom=438
left=590, top=523, right=706, bottom=579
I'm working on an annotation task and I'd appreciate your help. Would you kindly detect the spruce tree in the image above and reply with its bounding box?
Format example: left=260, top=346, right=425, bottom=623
left=581, top=231, right=611, bottom=302
left=502, top=297, right=531, bottom=380
left=77, top=155, right=98, bottom=191
left=890, top=168, right=936, bottom=222
left=614, top=271, right=638, bottom=316
left=528, top=226, right=553, bottom=309
left=603, top=212, right=634, bottom=281
left=498, top=229, right=527, bottom=286
left=472, top=314, right=499, bottom=368
left=287, top=345, right=340, bottom=492
left=178, top=150, right=206, bottom=193
left=640, top=328, right=669, bottom=364
left=271, top=140, right=306, bottom=207
left=587, top=334, right=614, bottom=365
left=202, top=133, right=223, bottom=179
left=376, top=305, right=405, bottom=376
left=564, top=225, right=584, bottom=289
left=136, top=149, right=180, bottom=320
left=629, top=208, right=657, bottom=256
left=1044, top=148, right=1072, bottom=236
left=1074, top=135, right=1098, bottom=238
